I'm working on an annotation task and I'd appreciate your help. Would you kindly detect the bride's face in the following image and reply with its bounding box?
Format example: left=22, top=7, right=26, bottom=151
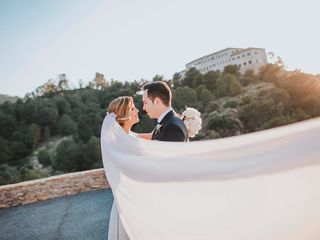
left=128, top=102, right=140, bottom=125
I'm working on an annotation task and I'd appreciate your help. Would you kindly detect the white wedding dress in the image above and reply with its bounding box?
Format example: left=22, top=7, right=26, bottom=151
left=108, top=130, right=136, bottom=240
left=108, top=202, right=130, bottom=240
left=101, top=113, right=320, bottom=240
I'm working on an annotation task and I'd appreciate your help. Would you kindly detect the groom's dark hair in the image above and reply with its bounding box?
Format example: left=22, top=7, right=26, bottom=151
left=143, top=81, right=172, bottom=106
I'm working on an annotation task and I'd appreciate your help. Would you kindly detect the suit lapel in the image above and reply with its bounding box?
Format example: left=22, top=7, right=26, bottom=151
left=152, top=110, right=174, bottom=140
left=160, top=110, right=174, bottom=125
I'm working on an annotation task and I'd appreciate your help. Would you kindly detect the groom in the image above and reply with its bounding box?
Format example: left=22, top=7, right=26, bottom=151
left=142, top=81, right=188, bottom=142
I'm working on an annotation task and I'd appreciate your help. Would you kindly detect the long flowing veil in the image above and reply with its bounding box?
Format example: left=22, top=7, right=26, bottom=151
left=101, top=113, right=320, bottom=240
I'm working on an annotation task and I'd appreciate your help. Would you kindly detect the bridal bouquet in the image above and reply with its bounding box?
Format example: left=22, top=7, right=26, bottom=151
left=181, top=107, right=202, bottom=138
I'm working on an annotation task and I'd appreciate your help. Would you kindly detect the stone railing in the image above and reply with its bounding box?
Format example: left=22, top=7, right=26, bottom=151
left=0, top=168, right=109, bottom=208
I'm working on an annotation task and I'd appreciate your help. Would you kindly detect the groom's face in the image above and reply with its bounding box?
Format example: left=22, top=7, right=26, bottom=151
left=142, top=90, right=158, bottom=119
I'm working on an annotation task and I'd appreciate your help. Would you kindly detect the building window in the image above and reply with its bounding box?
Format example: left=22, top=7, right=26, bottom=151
left=254, top=52, right=258, bottom=54
left=239, top=64, right=241, bottom=67
left=247, top=53, right=251, bottom=56
left=249, top=61, right=252, bottom=64
left=243, top=62, right=247, bottom=65
left=242, top=54, right=245, bottom=57
left=232, top=57, right=235, bottom=60
left=237, top=56, right=240, bottom=59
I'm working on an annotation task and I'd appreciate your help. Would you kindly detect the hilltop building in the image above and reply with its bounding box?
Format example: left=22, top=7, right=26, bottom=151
left=180, top=47, right=268, bottom=76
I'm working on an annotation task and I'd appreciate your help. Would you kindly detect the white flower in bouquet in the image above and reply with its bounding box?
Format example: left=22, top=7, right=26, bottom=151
left=181, top=107, right=202, bottom=138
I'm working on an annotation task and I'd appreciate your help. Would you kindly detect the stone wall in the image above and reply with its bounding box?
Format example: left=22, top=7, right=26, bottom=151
left=0, top=168, right=109, bottom=208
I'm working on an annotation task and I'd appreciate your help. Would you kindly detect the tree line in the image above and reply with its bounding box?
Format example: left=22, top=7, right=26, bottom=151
left=1, top=63, right=319, bottom=185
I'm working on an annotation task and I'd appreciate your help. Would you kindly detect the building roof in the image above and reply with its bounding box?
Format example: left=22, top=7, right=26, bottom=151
left=186, top=48, right=242, bottom=65
left=230, top=47, right=266, bottom=57
left=186, top=47, right=266, bottom=65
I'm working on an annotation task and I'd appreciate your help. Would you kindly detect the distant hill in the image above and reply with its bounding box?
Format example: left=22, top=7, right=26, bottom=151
left=0, top=94, right=18, bottom=104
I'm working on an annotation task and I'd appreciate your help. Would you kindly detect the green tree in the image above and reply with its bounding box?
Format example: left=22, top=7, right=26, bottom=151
left=9, top=141, right=31, bottom=164
left=77, top=120, right=93, bottom=143
left=54, top=139, right=81, bottom=172
left=239, top=99, right=285, bottom=132
left=20, top=100, right=38, bottom=124
left=38, top=149, right=52, bottom=167
left=55, top=98, right=71, bottom=116
left=240, top=69, right=258, bottom=86
left=24, top=124, right=41, bottom=150
left=201, top=71, right=220, bottom=91
left=172, top=86, right=198, bottom=111
left=0, top=137, right=10, bottom=164
left=205, top=101, right=220, bottom=113
left=172, top=72, right=182, bottom=88
left=152, top=75, right=165, bottom=82
left=228, top=78, right=242, bottom=96
left=0, top=164, right=20, bottom=185
left=54, top=139, right=97, bottom=172
left=207, top=112, right=242, bottom=137
left=80, top=113, right=103, bottom=136
left=216, top=74, right=242, bottom=97
left=223, top=64, right=240, bottom=76
left=37, top=101, right=59, bottom=131
left=92, top=72, right=108, bottom=90
left=20, top=167, right=48, bottom=182
left=34, top=79, right=58, bottom=96
left=259, top=63, right=283, bottom=84
left=0, top=112, right=16, bottom=139
left=14, top=124, right=41, bottom=150
left=84, top=136, right=102, bottom=168
left=268, top=87, right=290, bottom=105
left=57, top=114, right=76, bottom=136
left=182, top=68, right=201, bottom=88
left=196, top=85, right=212, bottom=103
left=43, top=126, right=51, bottom=140
left=296, top=95, right=320, bottom=117
left=133, top=114, right=155, bottom=133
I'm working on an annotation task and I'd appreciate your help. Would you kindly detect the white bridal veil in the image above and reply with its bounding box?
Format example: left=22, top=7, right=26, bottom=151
left=101, top=113, right=320, bottom=240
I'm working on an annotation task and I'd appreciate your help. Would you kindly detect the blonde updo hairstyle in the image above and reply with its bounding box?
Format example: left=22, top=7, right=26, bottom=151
left=107, top=96, right=134, bottom=126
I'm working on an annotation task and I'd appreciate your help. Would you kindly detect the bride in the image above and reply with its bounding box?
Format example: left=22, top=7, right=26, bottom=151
left=106, top=96, right=149, bottom=240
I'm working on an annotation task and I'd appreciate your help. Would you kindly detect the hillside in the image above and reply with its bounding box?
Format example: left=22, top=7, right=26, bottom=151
left=1, top=64, right=319, bottom=185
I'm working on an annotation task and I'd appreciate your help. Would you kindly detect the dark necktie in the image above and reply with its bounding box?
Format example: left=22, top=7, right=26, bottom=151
left=152, top=121, right=161, bottom=140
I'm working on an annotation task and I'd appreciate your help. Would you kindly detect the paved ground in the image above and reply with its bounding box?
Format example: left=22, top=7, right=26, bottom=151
left=0, top=189, right=113, bottom=240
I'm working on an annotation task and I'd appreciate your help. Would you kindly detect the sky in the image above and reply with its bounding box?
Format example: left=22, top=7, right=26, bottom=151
left=0, top=0, right=319, bottom=97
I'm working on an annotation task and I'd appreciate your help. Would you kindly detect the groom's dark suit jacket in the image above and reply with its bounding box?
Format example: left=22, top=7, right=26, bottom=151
left=152, top=110, right=188, bottom=142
